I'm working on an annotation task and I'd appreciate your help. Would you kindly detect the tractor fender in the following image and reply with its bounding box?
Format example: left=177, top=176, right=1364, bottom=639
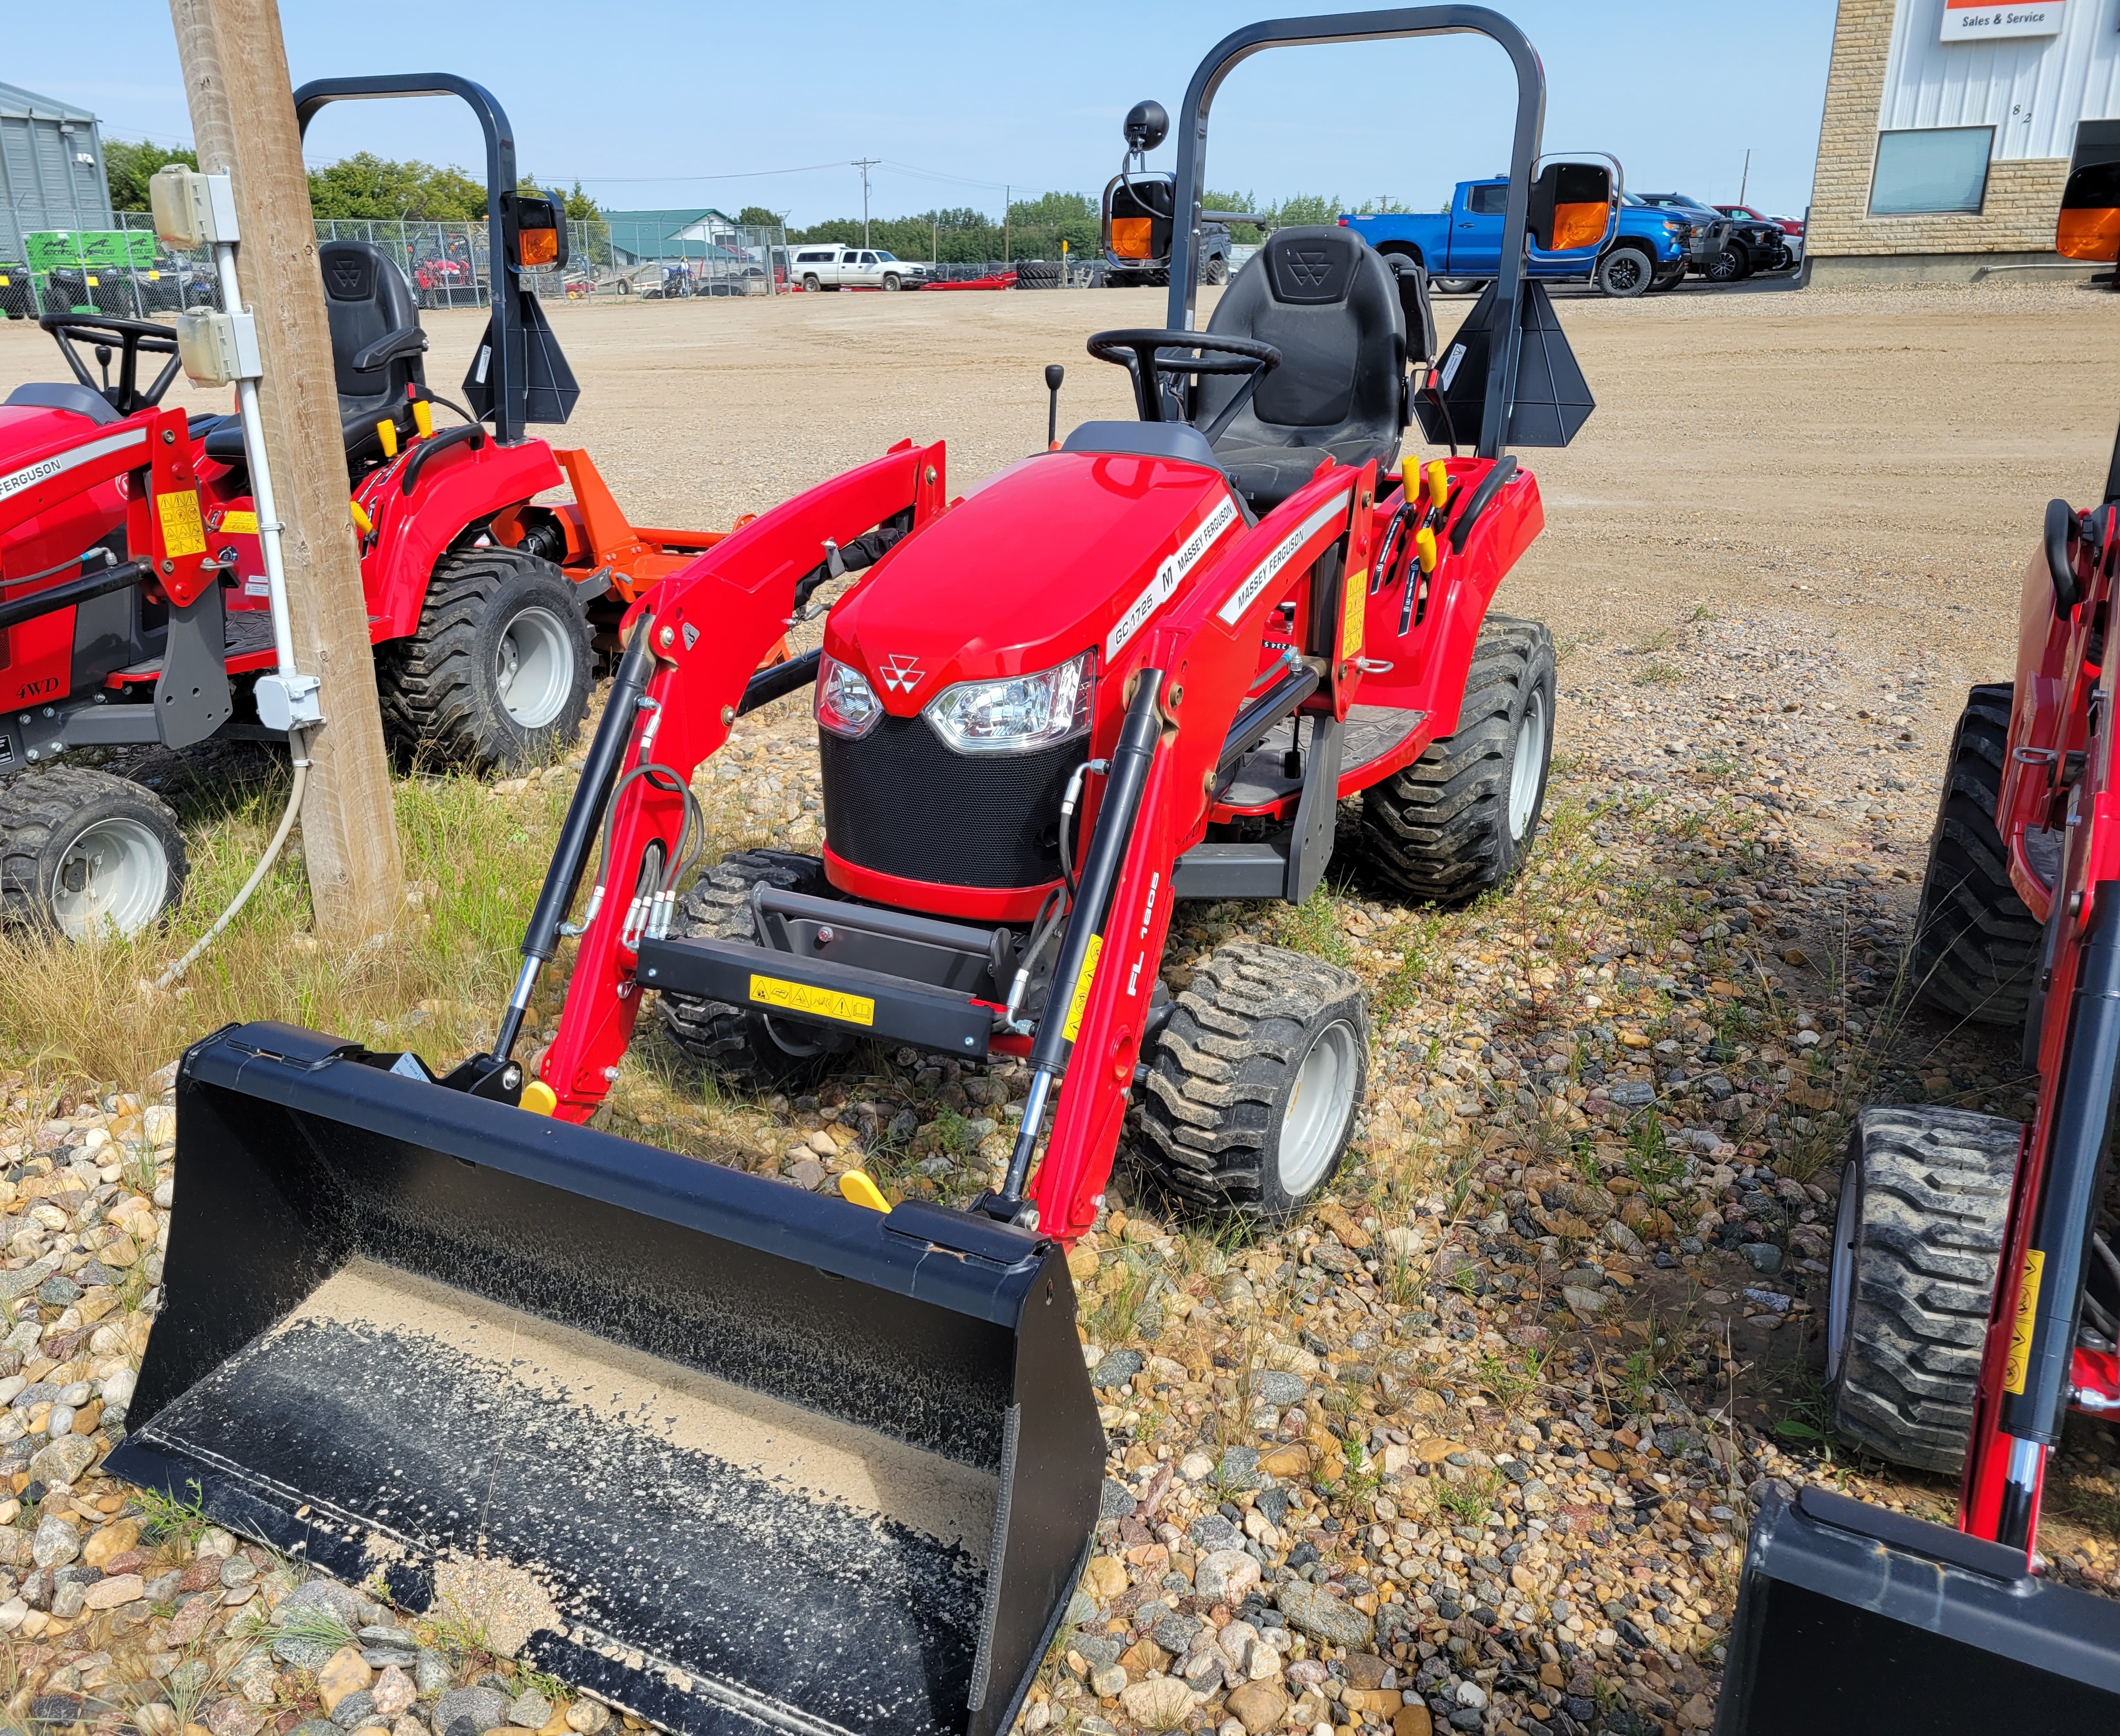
left=361, top=436, right=563, bottom=642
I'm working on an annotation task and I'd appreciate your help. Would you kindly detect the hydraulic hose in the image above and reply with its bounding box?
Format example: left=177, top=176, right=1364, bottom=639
left=154, top=731, right=310, bottom=991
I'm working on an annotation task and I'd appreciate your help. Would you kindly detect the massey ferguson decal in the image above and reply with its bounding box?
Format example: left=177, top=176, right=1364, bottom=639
left=1105, top=495, right=1241, bottom=660
left=1217, top=487, right=1354, bottom=626
left=879, top=653, right=925, bottom=694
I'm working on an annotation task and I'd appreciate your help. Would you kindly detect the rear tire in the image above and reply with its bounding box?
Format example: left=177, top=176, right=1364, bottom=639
left=1827, top=1105, right=2019, bottom=1474
left=1595, top=247, right=1653, bottom=298
left=1358, top=615, right=1555, bottom=905
left=658, top=850, right=845, bottom=1089
left=376, top=545, right=593, bottom=771
left=1129, top=942, right=1369, bottom=1222
left=1203, top=254, right=1228, bottom=286
left=0, top=766, right=187, bottom=939
left=1910, top=684, right=2039, bottom=1026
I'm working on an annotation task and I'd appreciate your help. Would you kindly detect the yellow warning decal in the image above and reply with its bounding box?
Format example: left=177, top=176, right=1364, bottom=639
left=1340, top=565, right=1365, bottom=659
left=1062, top=933, right=1104, bottom=1042
left=221, top=510, right=258, bottom=536
left=156, top=491, right=206, bottom=559
left=2003, top=1248, right=2044, bottom=1395
left=749, top=973, right=874, bottom=1026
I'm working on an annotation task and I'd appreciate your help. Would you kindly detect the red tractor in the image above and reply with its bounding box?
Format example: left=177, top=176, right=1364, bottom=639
left=0, top=74, right=735, bottom=936
left=1713, top=155, right=2120, bottom=1733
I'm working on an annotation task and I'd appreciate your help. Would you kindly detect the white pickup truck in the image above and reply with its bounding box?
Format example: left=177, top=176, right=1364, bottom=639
left=789, top=244, right=933, bottom=291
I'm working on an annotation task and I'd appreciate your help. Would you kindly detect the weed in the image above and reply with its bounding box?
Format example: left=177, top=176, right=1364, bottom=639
left=1433, top=1467, right=1505, bottom=1524
left=1633, top=661, right=1682, bottom=688
left=135, top=1478, right=211, bottom=1547
left=1276, top=883, right=1354, bottom=967
left=274, top=1600, right=358, bottom=1654
left=1475, top=1347, right=1550, bottom=1414
left=1085, top=1257, right=1156, bottom=1347
left=1622, top=1119, right=1690, bottom=1209
left=931, top=1106, right=972, bottom=1157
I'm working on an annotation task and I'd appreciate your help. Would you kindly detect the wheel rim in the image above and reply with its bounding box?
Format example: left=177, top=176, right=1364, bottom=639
left=1507, top=687, right=1548, bottom=842
left=1825, top=1157, right=1861, bottom=1381
left=1279, top=1019, right=1360, bottom=1197
left=1608, top=255, right=1643, bottom=292
left=495, top=605, right=574, bottom=730
left=52, top=816, right=167, bottom=939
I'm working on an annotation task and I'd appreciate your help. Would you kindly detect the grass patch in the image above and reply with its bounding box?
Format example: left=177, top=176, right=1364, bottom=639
left=1632, top=661, right=1682, bottom=688
left=1433, top=1466, right=1505, bottom=1524
left=1275, top=883, right=1354, bottom=967
left=135, top=1478, right=212, bottom=1547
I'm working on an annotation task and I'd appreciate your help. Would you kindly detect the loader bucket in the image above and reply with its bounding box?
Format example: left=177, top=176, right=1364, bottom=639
left=1712, top=1485, right=2120, bottom=1735
left=108, top=1023, right=1106, bottom=1736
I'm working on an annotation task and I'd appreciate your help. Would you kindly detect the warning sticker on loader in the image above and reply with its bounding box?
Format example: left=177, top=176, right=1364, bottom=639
left=1340, top=562, right=1365, bottom=660
left=157, top=491, right=206, bottom=559
left=749, top=973, right=874, bottom=1027
left=2003, top=1248, right=2044, bottom=1395
left=219, top=509, right=259, bottom=536
left=1062, top=934, right=1103, bottom=1043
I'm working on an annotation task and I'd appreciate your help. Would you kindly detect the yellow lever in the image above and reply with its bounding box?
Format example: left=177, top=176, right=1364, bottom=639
left=1415, top=525, right=1439, bottom=575
left=412, top=397, right=434, bottom=440
left=376, top=418, right=398, bottom=459
left=350, top=500, right=373, bottom=535
left=838, top=1169, right=889, bottom=1212
left=1425, top=460, right=1449, bottom=511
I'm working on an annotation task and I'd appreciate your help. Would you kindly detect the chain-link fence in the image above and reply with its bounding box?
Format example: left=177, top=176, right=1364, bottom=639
left=0, top=213, right=792, bottom=321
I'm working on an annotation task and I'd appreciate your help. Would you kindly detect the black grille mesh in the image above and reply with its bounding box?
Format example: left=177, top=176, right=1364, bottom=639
left=821, top=716, right=1084, bottom=888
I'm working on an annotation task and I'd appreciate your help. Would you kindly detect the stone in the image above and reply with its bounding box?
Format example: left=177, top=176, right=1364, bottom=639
left=1276, top=1580, right=1374, bottom=1649
left=203, top=1701, right=267, bottom=1736
left=507, top=1692, right=550, bottom=1730
left=1089, top=1663, right=1128, bottom=1700
left=317, top=1649, right=374, bottom=1716
left=1741, top=1242, right=1784, bottom=1274
left=434, top=1689, right=506, bottom=1736
left=1224, top=1681, right=1287, bottom=1735
left=1194, top=1548, right=1261, bottom=1604
left=28, top=1432, right=95, bottom=1486
left=1119, top=1676, right=1192, bottom=1729
left=1218, top=1445, right=1261, bottom=1490
left=1256, top=1370, right=1307, bottom=1407
left=1393, top=1707, right=1433, bottom=1736
left=371, top=1670, right=416, bottom=1721
left=81, top=1518, right=139, bottom=1566
left=81, top=1571, right=144, bottom=1610
left=1259, top=1444, right=1312, bottom=1479
left=1099, top=1479, right=1136, bottom=1520
left=1180, top=1451, right=1215, bottom=1481
left=1561, top=1285, right=1607, bottom=1319
left=31, top=1513, right=80, bottom=1568
left=1066, top=1244, right=1101, bottom=1283
left=1086, top=1557, right=1128, bottom=1600
left=561, top=1707, right=608, bottom=1736
left=330, top=1694, right=378, bottom=1731
left=1092, top=1350, right=1144, bottom=1389
left=415, top=1652, right=454, bottom=1698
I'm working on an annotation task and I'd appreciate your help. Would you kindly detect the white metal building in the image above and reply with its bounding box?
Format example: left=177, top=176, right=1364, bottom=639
left=1810, top=0, right=2120, bottom=281
left=0, top=82, right=112, bottom=266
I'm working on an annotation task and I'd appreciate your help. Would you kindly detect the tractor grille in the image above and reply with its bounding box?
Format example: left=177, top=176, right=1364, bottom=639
left=820, top=716, right=1084, bottom=889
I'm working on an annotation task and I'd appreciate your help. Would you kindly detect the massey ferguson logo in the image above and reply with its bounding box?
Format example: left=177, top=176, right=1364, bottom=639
left=879, top=654, right=924, bottom=694
left=1287, top=246, right=1332, bottom=287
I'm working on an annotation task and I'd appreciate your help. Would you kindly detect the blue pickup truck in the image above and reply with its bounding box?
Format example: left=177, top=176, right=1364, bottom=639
left=1341, top=178, right=1718, bottom=298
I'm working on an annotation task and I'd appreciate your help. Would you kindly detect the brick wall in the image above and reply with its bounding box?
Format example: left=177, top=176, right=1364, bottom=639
left=1809, top=0, right=2068, bottom=259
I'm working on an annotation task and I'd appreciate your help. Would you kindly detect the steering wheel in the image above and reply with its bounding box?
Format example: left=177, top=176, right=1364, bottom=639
left=1086, top=327, right=1280, bottom=427
left=39, top=314, right=184, bottom=416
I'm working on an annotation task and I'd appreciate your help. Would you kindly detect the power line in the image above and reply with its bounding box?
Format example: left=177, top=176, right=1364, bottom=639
left=852, top=157, right=879, bottom=248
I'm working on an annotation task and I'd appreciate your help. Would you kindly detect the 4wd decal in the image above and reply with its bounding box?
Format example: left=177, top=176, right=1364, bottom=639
left=1216, top=487, right=1354, bottom=626
left=1105, top=495, right=1241, bottom=661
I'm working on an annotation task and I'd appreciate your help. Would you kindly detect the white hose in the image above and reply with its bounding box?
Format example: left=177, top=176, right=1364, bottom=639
left=154, top=735, right=310, bottom=991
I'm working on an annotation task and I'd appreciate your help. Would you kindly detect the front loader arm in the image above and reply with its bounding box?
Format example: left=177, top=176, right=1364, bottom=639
left=528, top=440, right=948, bottom=1121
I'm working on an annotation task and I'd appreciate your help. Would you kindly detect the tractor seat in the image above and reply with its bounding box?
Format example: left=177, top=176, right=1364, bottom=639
left=1192, top=226, right=1407, bottom=510
left=199, top=240, right=428, bottom=477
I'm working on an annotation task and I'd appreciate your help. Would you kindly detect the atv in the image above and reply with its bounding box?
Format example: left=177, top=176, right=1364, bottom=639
left=0, top=74, right=737, bottom=936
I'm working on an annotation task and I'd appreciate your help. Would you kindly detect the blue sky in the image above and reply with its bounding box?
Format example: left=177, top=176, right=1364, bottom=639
left=17, top=2, right=1839, bottom=220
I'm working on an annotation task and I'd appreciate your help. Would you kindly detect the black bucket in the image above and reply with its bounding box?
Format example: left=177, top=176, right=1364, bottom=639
left=1713, top=1484, right=2120, bottom=1735
left=109, top=1023, right=1106, bottom=1736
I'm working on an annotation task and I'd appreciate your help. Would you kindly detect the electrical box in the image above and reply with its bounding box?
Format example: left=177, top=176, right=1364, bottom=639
left=150, top=165, right=240, bottom=249
left=176, top=308, right=261, bottom=387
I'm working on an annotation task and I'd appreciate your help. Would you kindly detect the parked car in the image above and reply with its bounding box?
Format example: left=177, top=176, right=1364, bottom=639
left=1635, top=193, right=1791, bottom=280
left=788, top=244, right=934, bottom=291
left=1342, top=175, right=1705, bottom=299
left=1715, top=202, right=1805, bottom=250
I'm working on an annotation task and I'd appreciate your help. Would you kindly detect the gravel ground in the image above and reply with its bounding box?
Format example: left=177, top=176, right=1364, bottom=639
left=0, top=277, right=2116, bottom=1736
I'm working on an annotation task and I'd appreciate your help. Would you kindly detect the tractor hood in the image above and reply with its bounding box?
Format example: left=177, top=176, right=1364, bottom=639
left=823, top=449, right=1244, bottom=714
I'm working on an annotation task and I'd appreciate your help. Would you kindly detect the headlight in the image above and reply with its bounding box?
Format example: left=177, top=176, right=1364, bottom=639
left=815, top=654, right=883, bottom=740
left=1662, top=218, right=1684, bottom=234
left=925, top=652, right=1093, bottom=755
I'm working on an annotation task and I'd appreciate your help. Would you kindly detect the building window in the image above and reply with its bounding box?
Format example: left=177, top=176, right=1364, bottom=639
left=1869, top=127, right=1994, bottom=216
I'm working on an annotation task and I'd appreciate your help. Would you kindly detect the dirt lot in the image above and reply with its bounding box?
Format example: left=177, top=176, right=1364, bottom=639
left=1, top=280, right=2116, bottom=1736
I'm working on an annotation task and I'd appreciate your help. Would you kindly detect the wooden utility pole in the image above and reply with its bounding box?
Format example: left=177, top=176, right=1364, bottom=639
left=168, top=0, right=403, bottom=939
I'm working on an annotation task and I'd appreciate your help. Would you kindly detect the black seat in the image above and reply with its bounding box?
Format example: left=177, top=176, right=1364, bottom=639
left=1192, top=226, right=1406, bottom=509
left=201, top=240, right=428, bottom=476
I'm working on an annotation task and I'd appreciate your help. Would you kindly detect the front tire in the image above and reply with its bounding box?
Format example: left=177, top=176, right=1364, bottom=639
left=1828, top=1106, right=2019, bottom=1474
left=1594, top=247, right=1653, bottom=298
left=1359, top=615, right=1556, bottom=905
left=1129, top=942, right=1369, bottom=1222
left=0, top=766, right=187, bottom=939
left=658, top=850, right=846, bottom=1089
left=376, top=545, right=593, bottom=771
left=882, top=273, right=901, bottom=291
left=1202, top=254, right=1229, bottom=286
left=1910, top=685, right=2039, bottom=1026
left=1701, top=248, right=1742, bottom=284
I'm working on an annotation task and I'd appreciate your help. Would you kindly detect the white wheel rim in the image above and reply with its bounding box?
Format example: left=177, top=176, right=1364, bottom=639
left=1507, top=687, right=1547, bottom=842
left=496, top=605, right=574, bottom=730
left=1279, top=1019, right=1359, bottom=1197
left=1825, top=1158, right=1861, bottom=1380
left=52, top=815, right=167, bottom=939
